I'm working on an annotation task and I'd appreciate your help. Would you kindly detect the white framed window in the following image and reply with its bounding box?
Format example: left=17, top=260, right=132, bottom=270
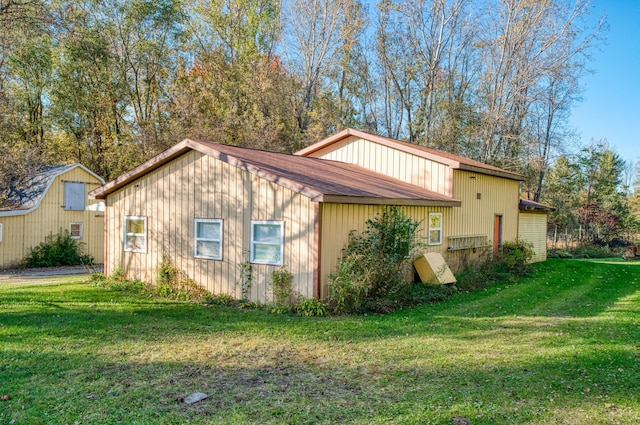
left=194, top=218, right=223, bottom=260
left=69, top=222, right=83, bottom=239
left=428, top=213, right=442, bottom=245
left=64, top=182, right=86, bottom=211
left=124, top=216, right=147, bottom=253
left=0, top=223, right=3, bottom=243
left=250, top=221, right=284, bottom=265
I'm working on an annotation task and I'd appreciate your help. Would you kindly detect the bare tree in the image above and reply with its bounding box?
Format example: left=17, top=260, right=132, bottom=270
left=284, top=0, right=363, bottom=132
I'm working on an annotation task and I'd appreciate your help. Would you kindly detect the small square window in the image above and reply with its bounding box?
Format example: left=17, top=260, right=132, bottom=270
left=194, top=219, right=222, bottom=260
left=124, top=216, right=147, bottom=253
left=69, top=222, right=83, bottom=239
left=428, top=213, right=442, bottom=245
left=250, top=221, right=283, bottom=265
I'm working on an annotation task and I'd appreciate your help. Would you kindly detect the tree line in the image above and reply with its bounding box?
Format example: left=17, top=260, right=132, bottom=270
left=1, top=0, right=637, bottom=241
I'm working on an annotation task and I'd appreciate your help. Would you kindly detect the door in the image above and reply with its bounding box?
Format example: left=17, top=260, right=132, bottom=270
left=493, top=214, right=503, bottom=253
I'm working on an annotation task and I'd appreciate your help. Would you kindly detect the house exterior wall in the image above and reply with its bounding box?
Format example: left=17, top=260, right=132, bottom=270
left=0, top=168, right=104, bottom=268
left=319, top=203, right=453, bottom=299
left=450, top=170, right=520, bottom=245
left=518, top=211, right=548, bottom=262
left=306, top=136, right=522, bottom=275
left=104, top=150, right=316, bottom=303
left=309, top=135, right=452, bottom=196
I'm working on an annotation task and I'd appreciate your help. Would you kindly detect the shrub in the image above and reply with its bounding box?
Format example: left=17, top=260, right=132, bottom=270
left=23, top=229, right=94, bottom=268
left=270, top=266, right=294, bottom=307
left=295, top=299, right=328, bottom=317
left=499, top=239, right=534, bottom=274
left=327, top=207, right=422, bottom=314
left=156, top=257, right=209, bottom=301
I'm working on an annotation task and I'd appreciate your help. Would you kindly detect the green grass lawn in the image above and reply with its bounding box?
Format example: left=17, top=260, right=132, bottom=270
left=1, top=259, right=638, bottom=425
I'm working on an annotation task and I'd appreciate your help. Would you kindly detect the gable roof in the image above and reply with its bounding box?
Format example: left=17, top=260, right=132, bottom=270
left=295, top=128, right=525, bottom=181
left=90, top=139, right=461, bottom=207
left=0, top=164, right=105, bottom=217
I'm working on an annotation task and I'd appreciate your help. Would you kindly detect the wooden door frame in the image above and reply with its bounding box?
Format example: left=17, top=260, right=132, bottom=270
left=493, top=214, right=503, bottom=254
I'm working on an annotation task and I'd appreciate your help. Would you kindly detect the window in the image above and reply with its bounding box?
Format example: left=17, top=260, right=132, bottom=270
left=428, top=213, right=442, bottom=245
left=124, top=216, right=147, bottom=252
left=250, top=221, right=283, bottom=265
left=0, top=223, right=3, bottom=243
left=69, top=222, right=83, bottom=239
left=194, top=219, right=223, bottom=260
left=64, top=182, right=86, bottom=211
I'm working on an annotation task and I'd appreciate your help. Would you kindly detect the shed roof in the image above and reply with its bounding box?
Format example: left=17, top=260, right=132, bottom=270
left=519, top=199, right=555, bottom=212
left=90, top=139, right=461, bottom=207
left=295, top=128, right=525, bottom=181
left=0, top=164, right=104, bottom=217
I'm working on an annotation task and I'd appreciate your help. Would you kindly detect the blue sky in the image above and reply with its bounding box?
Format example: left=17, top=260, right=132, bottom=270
left=569, top=0, right=640, bottom=165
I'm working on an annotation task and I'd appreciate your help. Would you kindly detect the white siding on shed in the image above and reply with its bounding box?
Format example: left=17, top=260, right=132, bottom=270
left=518, top=212, right=548, bottom=262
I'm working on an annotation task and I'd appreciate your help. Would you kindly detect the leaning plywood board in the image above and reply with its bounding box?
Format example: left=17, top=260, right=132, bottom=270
left=413, top=252, right=457, bottom=284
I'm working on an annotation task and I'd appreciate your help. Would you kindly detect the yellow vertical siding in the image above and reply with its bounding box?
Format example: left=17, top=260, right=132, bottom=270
left=0, top=167, right=103, bottom=268
left=105, top=150, right=316, bottom=304
left=311, top=136, right=452, bottom=196
left=518, top=212, right=548, bottom=262
left=318, top=203, right=454, bottom=299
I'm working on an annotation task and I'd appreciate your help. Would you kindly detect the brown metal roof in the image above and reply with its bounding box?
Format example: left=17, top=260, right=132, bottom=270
left=295, top=128, right=525, bottom=181
left=90, top=139, right=460, bottom=207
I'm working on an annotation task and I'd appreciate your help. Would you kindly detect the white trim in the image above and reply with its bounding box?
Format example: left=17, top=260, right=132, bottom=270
left=124, top=216, right=147, bottom=253
left=0, top=164, right=105, bottom=217
left=250, top=220, right=284, bottom=265
left=0, top=223, right=3, bottom=243
left=428, top=212, right=443, bottom=246
left=69, top=222, right=83, bottom=239
left=194, top=218, right=223, bottom=260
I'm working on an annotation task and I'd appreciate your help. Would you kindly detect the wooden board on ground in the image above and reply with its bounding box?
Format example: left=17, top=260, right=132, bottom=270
left=414, top=252, right=457, bottom=284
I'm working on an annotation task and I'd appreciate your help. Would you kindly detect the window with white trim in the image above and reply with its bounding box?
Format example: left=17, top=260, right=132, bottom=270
left=250, top=221, right=283, bottom=265
left=428, top=213, right=442, bottom=245
left=0, top=223, right=3, bottom=243
left=69, top=222, right=83, bottom=239
left=194, top=219, right=223, bottom=260
left=124, top=216, right=147, bottom=252
left=64, top=182, right=86, bottom=210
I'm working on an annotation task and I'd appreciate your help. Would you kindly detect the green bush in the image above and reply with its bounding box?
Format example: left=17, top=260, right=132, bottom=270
left=23, top=229, right=94, bottom=268
left=270, top=266, right=294, bottom=307
left=156, top=257, right=210, bottom=301
left=499, top=239, right=534, bottom=274
left=295, top=299, right=328, bottom=317
left=328, top=207, right=422, bottom=314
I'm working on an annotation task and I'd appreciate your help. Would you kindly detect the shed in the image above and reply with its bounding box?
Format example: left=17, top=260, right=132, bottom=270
left=518, top=199, right=554, bottom=262
left=90, top=139, right=461, bottom=302
left=0, top=164, right=105, bottom=268
left=296, top=128, right=527, bottom=268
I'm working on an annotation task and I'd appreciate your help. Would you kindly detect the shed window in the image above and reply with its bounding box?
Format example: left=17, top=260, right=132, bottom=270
left=250, top=221, right=283, bottom=265
left=428, top=213, right=442, bottom=245
left=194, top=219, right=222, bottom=260
left=69, top=222, right=83, bottom=239
left=0, top=223, right=3, bottom=243
left=124, top=216, right=147, bottom=253
left=64, top=182, right=86, bottom=211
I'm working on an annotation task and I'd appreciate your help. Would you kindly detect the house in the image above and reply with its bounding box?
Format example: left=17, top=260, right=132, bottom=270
left=0, top=164, right=105, bottom=268
left=90, top=129, right=544, bottom=303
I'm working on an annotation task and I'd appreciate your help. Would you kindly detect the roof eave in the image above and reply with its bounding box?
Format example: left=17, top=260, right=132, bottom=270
left=90, top=141, right=195, bottom=199
left=458, top=164, right=525, bottom=181
left=318, top=195, right=461, bottom=207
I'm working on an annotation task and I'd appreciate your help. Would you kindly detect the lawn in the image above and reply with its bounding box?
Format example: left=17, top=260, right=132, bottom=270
left=0, top=259, right=638, bottom=425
